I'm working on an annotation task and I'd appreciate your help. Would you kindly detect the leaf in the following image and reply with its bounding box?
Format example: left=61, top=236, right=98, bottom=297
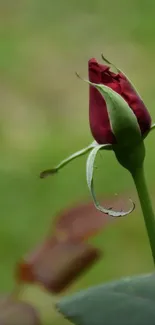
left=40, top=141, right=103, bottom=178
left=86, top=145, right=135, bottom=217
left=0, top=297, right=40, bottom=325
left=54, top=198, right=116, bottom=241
left=54, top=194, right=133, bottom=240
left=17, top=238, right=101, bottom=293
left=57, top=273, right=155, bottom=325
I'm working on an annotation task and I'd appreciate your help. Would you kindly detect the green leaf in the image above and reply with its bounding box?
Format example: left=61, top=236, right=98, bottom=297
left=86, top=145, right=135, bottom=217
left=40, top=141, right=105, bottom=178
left=57, top=273, right=155, bottom=325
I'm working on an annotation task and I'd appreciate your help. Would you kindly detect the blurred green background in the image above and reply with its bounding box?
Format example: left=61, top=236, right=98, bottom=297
left=0, top=0, right=155, bottom=299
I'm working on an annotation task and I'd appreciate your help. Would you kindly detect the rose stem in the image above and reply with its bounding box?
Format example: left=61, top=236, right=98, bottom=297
left=132, top=164, right=155, bottom=264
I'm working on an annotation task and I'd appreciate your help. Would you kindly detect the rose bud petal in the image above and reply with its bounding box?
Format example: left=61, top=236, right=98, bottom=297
left=89, top=58, right=151, bottom=145
left=0, top=297, right=40, bottom=325
left=16, top=238, right=101, bottom=293
left=89, top=81, right=141, bottom=147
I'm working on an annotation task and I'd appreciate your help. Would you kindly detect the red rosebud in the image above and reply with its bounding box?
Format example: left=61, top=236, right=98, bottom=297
left=89, top=58, right=151, bottom=144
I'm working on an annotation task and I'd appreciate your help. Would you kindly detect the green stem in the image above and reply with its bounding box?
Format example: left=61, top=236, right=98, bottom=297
left=132, top=164, right=155, bottom=264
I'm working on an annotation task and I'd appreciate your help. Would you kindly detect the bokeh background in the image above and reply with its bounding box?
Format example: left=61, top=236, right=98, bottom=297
left=0, top=0, right=155, bottom=300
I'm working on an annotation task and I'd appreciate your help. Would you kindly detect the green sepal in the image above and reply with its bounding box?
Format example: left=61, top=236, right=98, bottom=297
left=86, top=145, right=135, bottom=217
left=144, top=123, right=155, bottom=139
left=88, top=80, right=141, bottom=148
left=147, top=123, right=155, bottom=138
left=40, top=141, right=111, bottom=178
left=150, top=123, right=155, bottom=131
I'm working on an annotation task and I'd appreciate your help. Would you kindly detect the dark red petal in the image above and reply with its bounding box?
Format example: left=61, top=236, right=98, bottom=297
left=119, top=77, right=151, bottom=135
left=17, top=238, right=101, bottom=293
left=88, top=58, right=151, bottom=140
left=89, top=59, right=117, bottom=144
left=89, top=86, right=115, bottom=144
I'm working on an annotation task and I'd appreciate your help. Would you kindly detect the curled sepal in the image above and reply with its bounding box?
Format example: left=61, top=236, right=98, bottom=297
left=143, top=123, right=155, bottom=139
left=148, top=123, right=155, bottom=134
left=89, top=81, right=141, bottom=148
left=40, top=141, right=111, bottom=178
left=150, top=123, right=155, bottom=131
left=86, top=145, right=135, bottom=217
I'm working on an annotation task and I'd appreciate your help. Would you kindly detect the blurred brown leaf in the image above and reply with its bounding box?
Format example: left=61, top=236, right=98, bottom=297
left=0, top=297, right=40, bottom=325
left=16, top=195, right=129, bottom=293
left=53, top=196, right=127, bottom=240
left=17, top=237, right=101, bottom=293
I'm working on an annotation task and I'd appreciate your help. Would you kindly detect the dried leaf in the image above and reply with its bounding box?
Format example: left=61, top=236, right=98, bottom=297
left=0, top=296, right=40, bottom=325
left=17, top=238, right=101, bottom=293
left=54, top=196, right=128, bottom=240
